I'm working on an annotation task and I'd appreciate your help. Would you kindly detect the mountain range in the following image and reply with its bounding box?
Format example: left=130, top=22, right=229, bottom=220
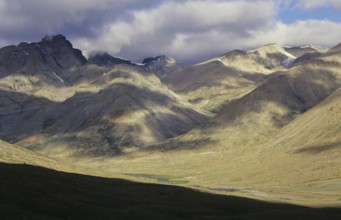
left=0, top=34, right=340, bottom=218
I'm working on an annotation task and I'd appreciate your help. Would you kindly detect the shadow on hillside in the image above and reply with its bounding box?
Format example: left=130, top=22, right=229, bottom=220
left=295, top=141, right=341, bottom=155
left=0, top=82, right=209, bottom=157
left=164, top=61, right=261, bottom=94
left=212, top=67, right=341, bottom=128
left=145, top=137, right=217, bottom=152
left=1, top=63, right=340, bottom=157
left=0, top=163, right=341, bottom=220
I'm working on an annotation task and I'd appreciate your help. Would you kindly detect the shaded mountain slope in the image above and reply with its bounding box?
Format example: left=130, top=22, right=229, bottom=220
left=0, top=34, right=87, bottom=78
left=1, top=64, right=209, bottom=156
left=159, top=42, right=341, bottom=154
left=255, top=88, right=341, bottom=183
left=216, top=63, right=341, bottom=128
left=91, top=80, right=341, bottom=207
left=195, top=87, right=341, bottom=202
left=0, top=35, right=340, bottom=210
left=164, top=44, right=299, bottom=112
left=283, top=45, right=323, bottom=57
left=208, top=43, right=341, bottom=137
left=164, top=61, right=257, bottom=112
left=201, top=88, right=341, bottom=200
left=0, top=34, right=88, bottom=102
left=88, top=52, right=133, bottom=67
left=0, top=35, right=209, bottom=156
left=217, top=44, right=296, bottom=73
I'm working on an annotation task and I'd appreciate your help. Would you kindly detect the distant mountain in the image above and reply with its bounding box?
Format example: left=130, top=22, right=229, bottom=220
left=162, top=42, right=341, bottom=154
left=88, top=52, right=134, bottom=67
left=142, top=55, right=183, bottom=79
left=283, top=45, right=322, bottom=57
left=88, top=53, right=183, bottom=79
left=246, top=44, right=297, bottom=68
left=9, top=65, right=209, bottom=156
left=214, top=44, right=297, bottom=72
left=164, top=44, right=300, bottom=112
left=0, top=34, right=89, bottom=102
left=0, top=34, right=87, bottom=78
left=1, top=35, right=341, bottom=209
left=0, top=35, right=340, bottom=159
left=0, top=36, right=208, bottom=156
left=164, top=60, right=256, bottom=112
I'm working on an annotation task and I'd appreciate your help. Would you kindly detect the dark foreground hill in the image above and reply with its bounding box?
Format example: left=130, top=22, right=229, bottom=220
left=1, top=163, right=340, bottom=220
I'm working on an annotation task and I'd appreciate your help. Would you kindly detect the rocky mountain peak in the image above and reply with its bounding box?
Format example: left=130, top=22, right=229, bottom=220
left=142, top=55, right=183, bottom=79
left=88, top=52, right=133, bottom=67
left=0, top=34, right=87, bottom=78
left=142, top=55, right=167, bottom=64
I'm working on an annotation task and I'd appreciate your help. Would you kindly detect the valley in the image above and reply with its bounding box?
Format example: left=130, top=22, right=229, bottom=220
left=0, top=34, right=340, bottom=218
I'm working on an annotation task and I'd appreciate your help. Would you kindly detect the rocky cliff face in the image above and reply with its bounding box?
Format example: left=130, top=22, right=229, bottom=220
left=0, top=34, right=87, bottom=78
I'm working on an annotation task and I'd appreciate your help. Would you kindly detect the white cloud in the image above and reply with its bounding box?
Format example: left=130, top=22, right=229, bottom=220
left=248, top=19, right=341, bottom=47
left=0, top=0, right=340, bottom=63
left=74, top=0, right=277, bottom=62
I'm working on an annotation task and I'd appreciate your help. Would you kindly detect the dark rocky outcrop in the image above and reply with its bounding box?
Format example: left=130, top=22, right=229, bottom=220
left=0, top=34, right=87, bottom=78
left=88, top=52, right=133, bottom=67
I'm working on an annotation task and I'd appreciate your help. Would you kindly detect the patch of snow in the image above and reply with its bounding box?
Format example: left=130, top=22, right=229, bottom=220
left=282, top=57, right=295, bottom=68
left=284, top=44, right=328, bottom=51
left=52, top=72, right=64, bottom=83
left=284, top=45, right=313, bottom=49
left=301, top=45, right=313, bottom=49
left=115, top=56, right=131, bottom=62
left=247, top=49, right=256, bottom=53
left=272, top=45, right=296, bottom=59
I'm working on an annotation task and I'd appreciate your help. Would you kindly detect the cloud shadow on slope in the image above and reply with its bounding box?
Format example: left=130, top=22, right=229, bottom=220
left=0, top=82, right=209, bottom=157
left=1, top=162, right=341, bottom=220
left=145, top=137, right=217, bottom=152
left=164, top=61, right=264, bottom=93
left=211, top=67, right=341, bottom=128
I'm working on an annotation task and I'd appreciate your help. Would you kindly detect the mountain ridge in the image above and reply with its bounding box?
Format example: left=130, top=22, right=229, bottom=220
left=0, top=35, right=340, bottom=208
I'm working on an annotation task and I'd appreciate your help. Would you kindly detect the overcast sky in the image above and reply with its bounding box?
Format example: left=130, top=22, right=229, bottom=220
left=0, top=0, right=340, bottom=64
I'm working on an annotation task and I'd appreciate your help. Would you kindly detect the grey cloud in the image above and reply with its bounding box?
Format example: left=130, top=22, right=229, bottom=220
left=0, top=0, right=161, bottom=43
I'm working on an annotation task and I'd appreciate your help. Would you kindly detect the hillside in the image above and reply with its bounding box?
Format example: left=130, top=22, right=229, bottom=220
left=164, top=60, right=257, bottom=111
left=86, top=87, right=341, bottom=207
left=0, top=35, right=209, bottom=157
left=164, top=44, right=303, bottom=112
left=3, top=163, right=341, bottom=220
left=0, top=35, right=341, bottom=210
left=80, top=42, right=341, bottom=206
